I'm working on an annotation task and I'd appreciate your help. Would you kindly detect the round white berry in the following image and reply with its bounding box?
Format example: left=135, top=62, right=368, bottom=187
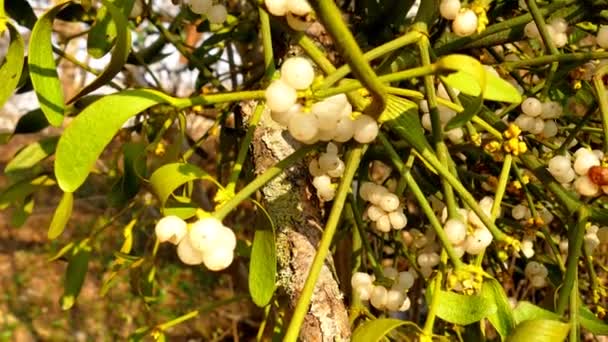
left=177, top=235, right=205, bottom=265
left=524, top=21, right=540, bottom=38
left=530, top=118, right=545, bottom=135
left=573, top=152, right=600, bottom=176
left=552, top=32, right=568, bottom=48
left=530, top=275, right=547, bottom=288
left=452, top=10, right=478, bottom=37
left=326, top=159, right=345, bottom=178
left=521, top=97, right=542, bottom=117
left=359, top=181, right=377, bottom=201
left=287, top=0, right=312, bottom=16
left=555, top=168, right=576, bottom=184
left=398, top=296, right=411, bottom=312
left=312, top=175, right=332, bottom=192
left=366, top=205, right=386, bottom=221
left=597, top=26, right=608, bottom=48
left=353, top=115, right=379, bottom=143
left=446, top=128, right=464, bottom=143
left=264, top=0, right=288, bottom=16
left=385, top=290, right=405, bottom=311
left=542, top=120, right=558, bottom=138
left=286, top=12, right=310, bottom=31
left=308, top=158, right=324, bottom=177
left=421, top=113, right=432, bottom=131
left=370, top=285, right=388, bottom=309
left=465, top=228, right=493, bottom=255
left=333, top=117, right=355, bottom=142
left=548, top=156, right=571, bottom=177
left=281, top=57, right=315, bottom=90
left=288, top=112, right=319, bottom=142
left=311, top=101, right=342, bottom=131
left=351, top=272, right=373, bottom=288
left=439, top=0, right=460, bottom=20
left=189, top=217, right=226, bottom=252
left=155, top=215, right=188, bottom=245
left=388, top=210, right=407, bottom=230
left=265, top=80, right=297, bottom=113
left=524, top=261, right=547, bottom=278
left=443, top=218, right=466, bottom=245
left=550, top=18, right=568, bottom=33
left=188, top=0, right=212, bottom=14
left=203, top=247, right=234, bottom=271
left=512, top=204, right=531, bottom=220
left=541, top=101, right=563, bottom=119
left=379, top=193, right=400, bottom=212
left=521, top=238, right=535, bottom=258
left=574, top=175, right=600, bottom=197
left=271, top=103, right=301, bottom=127
left=393, top=271, right=415, bottom=290
left=375, top=214, right=392, bottom=233
left=584, top=231, right=600, bottom=254
left=207, top=4, right=227, bottom=24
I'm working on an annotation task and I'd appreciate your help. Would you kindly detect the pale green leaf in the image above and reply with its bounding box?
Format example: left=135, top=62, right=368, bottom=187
left=249, top=228, right=276, bottom=307
left=513, top=301, right=561, bottom=324
left=60, top=242, right=91, bottom=310
left=54, top=89, right=171, bottom=192
left=507, top=319, right=569, bottom=342
left=48, top=191, right=73, bottom=239
left=352, top=319, right=413, bottom=342
left=5, top=136, right=59, bottom=174
left=0, top=23, right=25, bottom=109
left=579, top=305, right=608, bottom=335
left=28, top=2, right=72, bottom=126
left=435, top=290, right=496, bottom=325
left=481, top=279, right=515, bottom=339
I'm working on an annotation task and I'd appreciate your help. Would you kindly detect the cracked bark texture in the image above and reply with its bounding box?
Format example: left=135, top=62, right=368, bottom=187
left=243, top=101, right=350, bottom=341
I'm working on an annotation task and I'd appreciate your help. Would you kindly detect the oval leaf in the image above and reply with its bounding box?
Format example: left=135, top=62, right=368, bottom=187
left=435, top=290, right=496, bottom=325
left=0, top=175, right=55, bottom=209
left=0, top=23, right=25, bottom=109
left=481, top=279, right=515, bottom=339
left=352, top=318, right=411, bottom=342
left=148, top=162, right=213, bottom=216
left=579, top=305, right=608, bottom=335
left=60, top=242, right=91, bottom=310
left=28, top=1, right=72, bottom=127
left=48, top=192, right=73, bottom=239
left=87, top=0, right=134, bottom=58
left=513, top=301, right=561, bottom=324
left=68, top=0, right=132, bottom=103
left=5, top=136, right=59, bottom=175
left=249, top=228, right=276, bottom=307
left=507, top=319, right=569, bottom=342
left=54, top=89, right=170, bottom=192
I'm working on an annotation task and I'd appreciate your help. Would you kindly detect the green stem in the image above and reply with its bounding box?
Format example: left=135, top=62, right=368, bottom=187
left=422, top=263, right=443, bottom=339
left=502, top=51, right=608, bottom=70
left=557, top=206, right=588, bottom=315
left=348, top=195, right=382, bottom=278
left=569, top=273, right=579, bottom=342
left=52, top=46, right=123, bottom=91
left=309, top=0, right=387, bottom=116
left=258, top=8, right=275, bottom=79
left=283, top=145, right=365, bottom=342
left=525, top=0, right=559, bottom=99
left=320, top=30, right=422, bottom=89
left=179, top=90, right=266, bottom=108
left=225, top=103, right=265, bottom=193
left=592, top=64, right=608, bottom=153
left=214, top=145, right=316, bottom=220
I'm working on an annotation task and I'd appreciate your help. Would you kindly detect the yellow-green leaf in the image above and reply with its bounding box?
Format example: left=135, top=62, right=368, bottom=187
left=481, top=279, right=515, bottom=339
left=0, top=23, right=25, bottom=109
left=54, top=89, right=171, bottom=192
left=60, top=242, right=91, bottom=310
left=352, top=319, right=415, bottom=342
left=87, top=0, right=134, bottom=58
left=69, top=0, right=132, bottom=103
left=507, top=319, right=569, bottom=342
left=434, top=290, right=496, bottom=325
left=28, top=1, right=72, bottom=127
left=48, top=191, right=73, bottom=239
left=249, top=227, right=276, bottom=307
left=5, top=136, right=59, bottom=175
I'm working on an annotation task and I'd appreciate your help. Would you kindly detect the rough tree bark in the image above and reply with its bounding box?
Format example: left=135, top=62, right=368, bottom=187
left=244, top=101, right=351, bottom=341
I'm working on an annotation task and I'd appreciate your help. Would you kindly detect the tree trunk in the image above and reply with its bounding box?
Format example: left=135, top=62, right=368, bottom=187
left=245, top=101, right=351, bottom=341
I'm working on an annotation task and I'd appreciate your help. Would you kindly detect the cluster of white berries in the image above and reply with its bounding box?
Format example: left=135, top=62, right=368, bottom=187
left=264, top=0, right=312, bottom=31
left=438, top=196, right=497, bottom=257
left=512, top=205, right=554, bottom=258
left=360, top=181, right=407, bottom=232
left=547, top=148, right=607, bottom=197
left=351, top=268, right=413, bottom=312
left=420, top=84, right=464, bottom=143
left=155, top=216, right=236, bottom=271
left=309, top=143, right=344, bottom=201
left=186, top=0, right=228, bottom=24
left=584, top=225, right=608, bottom=255
left=524, top=18, right=568, bottom=48
left=439, top=0, right=478, bottom=37
left=514, top=96, right=562, bottom=138
left=266, top=57, right=379, bottom=144
left=401, top=228, right=441, bottom=278
left=524, top=261, right=548, bottom=288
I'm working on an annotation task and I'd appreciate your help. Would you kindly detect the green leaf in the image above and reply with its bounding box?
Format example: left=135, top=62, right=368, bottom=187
left=249, top=228, right=276, bottom=307
left=48, top=192, right=73, bottom=240
left=5, top=136, right=59, bottom=175
left=69, top=0, right=132, bottom=103
left=11, top=196, right=35, bottom=228
left=381, top=95, right=431, bottom=152
left=513, top=301, right=561, bottom=324
left=434, top=290, right=496, bottom=325
left=437, top=54, right=486, bottom=130
left=148, top=163, right=214, bottom=218
left=481, top=279, right=515, bottom=339
left=351, top=319, right=413, bottom=342
left=5, top=0, right=37, bottom=29
left=13, top=108, right=50, bottom=134
left=28, top=2, right=72, bottom=127
left=87, top=0, right=134, bottom=58
left=60, top=242, right=91, bottom=310
left=579, top=305, right=608, bottom=335
left=54, top=89, right=171, bottom=193
left=0, top=175, right=55, bottom=209
left=507, top=319, right=569, bottom=342
left=0, top=23, right=25, bottom=109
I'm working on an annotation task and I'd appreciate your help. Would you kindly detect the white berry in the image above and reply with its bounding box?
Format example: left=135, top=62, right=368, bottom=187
left=177, top=235, right=205, bottom=265
left=353, top=115, right=379, bottom=143
left=207, top=4, right=227, bottom=24
left=452, top=10, right=478, bottom=37
left=265, top=80, right=297, bottom=113
left=188, top=0, right=212, bottom=14
left=444, top=218, right=466, bottom=245
left=155, top=215, right=188, bottom=245
left=521, top=97, right=542, bottom=117
left=597, top=26, right=608, bottom=48
left=439, top=0, right=460, bottom=20
left=281, top=57, right=315, bottom=90
left=288, top=112, right=319, bottom=142
left=264, top=0, right=288, bottom=16
left=287, top=0, right=312, bottom=16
